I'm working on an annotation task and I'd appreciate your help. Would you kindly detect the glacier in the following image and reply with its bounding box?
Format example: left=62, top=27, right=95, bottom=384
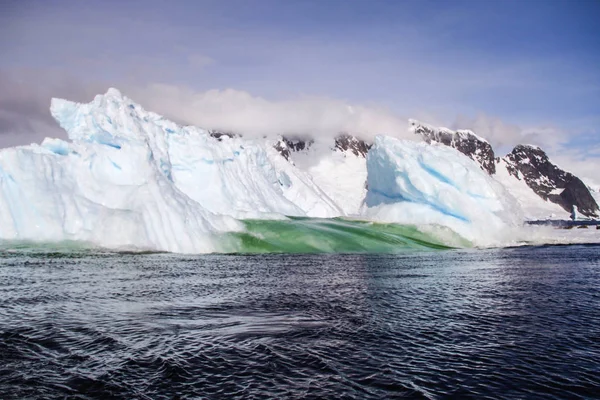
left=0, top=88, right=559, bottom=253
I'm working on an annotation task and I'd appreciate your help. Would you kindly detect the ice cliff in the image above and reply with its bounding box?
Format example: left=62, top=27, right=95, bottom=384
left=0, top=89, right=541, bottom=252
left=364, top=136, right=519, bottom=244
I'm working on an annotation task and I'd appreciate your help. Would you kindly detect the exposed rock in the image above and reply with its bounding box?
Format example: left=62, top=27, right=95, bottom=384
left=208, top=130, right=239, bottom=141
left=410, top=119, right=496, bottom=174
left=273, top=136, right=314, bottom=161
left=334, top=133, right=371, bottom=157
left=559, top=178, right=599, bottom=218
left=273, top=134, right=371, bottom=161
left=273, top=140, right=291, bottom=161
left=504, top=144, right=599, bottom=218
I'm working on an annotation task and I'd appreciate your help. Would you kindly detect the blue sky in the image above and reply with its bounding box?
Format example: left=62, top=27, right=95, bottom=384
left=1, top=0, right=599, bottom=177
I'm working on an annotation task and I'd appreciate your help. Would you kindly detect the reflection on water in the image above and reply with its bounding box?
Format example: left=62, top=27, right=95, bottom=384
left=1, top=246, right=599, bottom=399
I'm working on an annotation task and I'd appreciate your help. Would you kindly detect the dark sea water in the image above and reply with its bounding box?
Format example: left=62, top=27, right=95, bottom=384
left=1, top=245, right=600, bottom=399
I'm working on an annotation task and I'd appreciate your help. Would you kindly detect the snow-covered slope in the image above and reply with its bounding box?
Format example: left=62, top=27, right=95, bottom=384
left=410, top=119, right=496, bottom=174
left=495, top=159, right=569, bottom=220
left=503, top=144, right=599, bottom=218
left=282, top=138, right=368, bottom=215
left=167, top=133, right=342, bottom=219
left=51, top=89, right=342, bottom=220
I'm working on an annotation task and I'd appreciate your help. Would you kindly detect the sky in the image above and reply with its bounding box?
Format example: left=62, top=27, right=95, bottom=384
left=1, top=0, right=599, bottom=183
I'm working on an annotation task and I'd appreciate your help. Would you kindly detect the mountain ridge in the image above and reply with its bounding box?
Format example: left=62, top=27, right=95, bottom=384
left=272, top=119, right=598, bottom=219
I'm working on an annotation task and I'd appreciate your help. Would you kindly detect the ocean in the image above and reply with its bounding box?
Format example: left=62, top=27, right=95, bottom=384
left=1, top=244, right=599, bottom=399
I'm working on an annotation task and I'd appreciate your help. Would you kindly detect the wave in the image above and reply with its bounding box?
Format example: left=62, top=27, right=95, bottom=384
left=222, top=217, right=471, bottom=253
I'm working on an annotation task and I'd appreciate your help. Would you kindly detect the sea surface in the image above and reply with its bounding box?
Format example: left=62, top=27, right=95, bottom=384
left=1, top=245, right=599, bottom=399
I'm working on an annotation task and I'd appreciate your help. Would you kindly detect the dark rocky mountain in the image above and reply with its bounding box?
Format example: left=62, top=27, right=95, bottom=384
left=208, top=130, right=239, bottom=141
left=503, top=145, right=599, bottom=218
left=274, top=134, right=371, bottom=161
left=210, top=123, right=598, bottom=219
left=410, top=120, right=496, bottom=175
left=334, top=134, right=372, bottom=157
left=411, top=119, right=598, bottom=218
left=273, top=137, right=314, bottom=161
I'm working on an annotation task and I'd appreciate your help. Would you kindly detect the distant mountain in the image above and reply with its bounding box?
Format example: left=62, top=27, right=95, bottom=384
left=333, top=134, right=371, bottom=157
left=273, top=134, right=370, bottom=161
left=409, top=120, right=599, bottom=219
left=503, top=145, right=599, bottom=218
left=410, top=119, right=496, bottom=174
left=209, top=119, right=598, bottom=220
left=208, top=130, right=239, bottom=141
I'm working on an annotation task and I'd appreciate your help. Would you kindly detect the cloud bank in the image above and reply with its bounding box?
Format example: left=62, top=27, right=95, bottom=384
left=127, top=83, right=413, bottom=141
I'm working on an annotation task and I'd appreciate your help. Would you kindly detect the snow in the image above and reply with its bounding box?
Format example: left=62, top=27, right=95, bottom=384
left=289, top=141, right=367, bottom=215
left=521, top=144, right=542, bottom=150
left=363, top=136, right=520, bottom=245
left=495, top=159, right=569, bottom=220
left=511, top=224, right=600, bottom=246
left=585, top=182, right=600, bottom=214
left=409, top=118, right=490, bottom=144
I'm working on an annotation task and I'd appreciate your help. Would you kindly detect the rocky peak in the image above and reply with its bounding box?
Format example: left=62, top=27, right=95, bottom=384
left=208, top=130, right=239, bottom=141
left=504, top=145, right=569, bottom=196
left=273, top=136, right=314, bottom=161
left=334, top=134, right=372, bottom=157
left=274, top=134, right=371, bottom=161
left=410, top=119, right=496, bottom=175
left=503, top=145, right=599, bottom=218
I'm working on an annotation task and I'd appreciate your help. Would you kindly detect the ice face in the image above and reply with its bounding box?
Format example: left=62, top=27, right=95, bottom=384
left=364, top=136, right=520, bottom=245
left=0, top=89, right=344, bottom=252
left=0, top=117, right=241, bottom=253
left=166, top=132, right=342, bottom=219
left=0, top=88, right=549, bottom=253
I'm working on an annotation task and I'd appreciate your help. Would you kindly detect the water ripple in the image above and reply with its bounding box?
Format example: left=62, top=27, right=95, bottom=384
left=1, top=245, right=599, bottom=399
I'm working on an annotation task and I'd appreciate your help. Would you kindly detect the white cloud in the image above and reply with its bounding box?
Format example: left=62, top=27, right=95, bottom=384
left=126, top=83, right=414, bottom=141
left=451, top=113, right=570, bottom=155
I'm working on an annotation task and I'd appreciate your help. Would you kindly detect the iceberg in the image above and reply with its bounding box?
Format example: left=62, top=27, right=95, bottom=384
left=50, top=89, right=342, bottom=220
left=0, top=88, right=532, bottom=253
left=0, top=89, right=346, bottom=253
left=0, top=92, right=243, bottom=253
left=363, top=136, right=520, bottom=245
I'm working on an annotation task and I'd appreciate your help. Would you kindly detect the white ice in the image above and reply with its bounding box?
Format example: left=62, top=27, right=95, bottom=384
left=362, top=136, right=521, bottom=246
